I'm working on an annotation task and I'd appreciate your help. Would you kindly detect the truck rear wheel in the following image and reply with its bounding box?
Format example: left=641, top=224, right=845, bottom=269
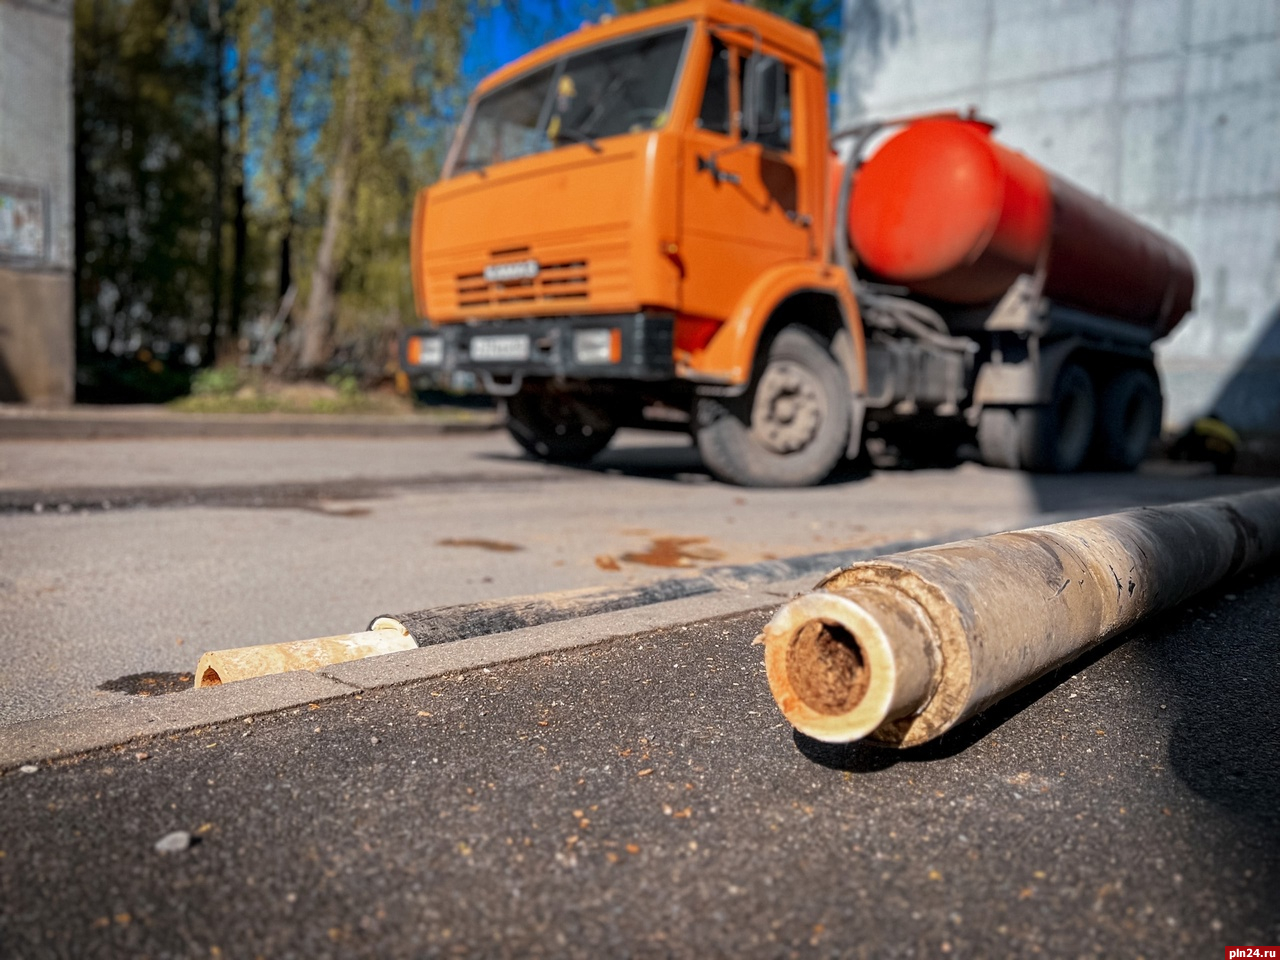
left=978, top=362, right=1096, bottom=473
left=505, top=387, right=616, bottom=464
left=1093, top=368, right=1162, bottom=471
left=695, top=327, right=851, bottom=487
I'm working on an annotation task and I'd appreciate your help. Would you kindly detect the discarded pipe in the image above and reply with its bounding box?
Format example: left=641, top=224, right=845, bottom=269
left=194, top=623, right=415, bottom=688
left=191, top=537, right=946, bottom=689
left=760, top=487, right=1280, bottom=747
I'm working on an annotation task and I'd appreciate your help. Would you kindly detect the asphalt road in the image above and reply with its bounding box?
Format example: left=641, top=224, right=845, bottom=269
left=0, top=429, right=1271, bottom=724
left=2, top=563, right=1276, bottom=958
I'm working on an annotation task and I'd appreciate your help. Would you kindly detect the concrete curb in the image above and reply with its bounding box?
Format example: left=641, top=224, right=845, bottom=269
left=324, top=588, right=786, bottom=690
left=0, top=405, right=499, bottom=440
left=0, top=671, right=359, bottom=771
left=0, top=587, right=790, bottom=770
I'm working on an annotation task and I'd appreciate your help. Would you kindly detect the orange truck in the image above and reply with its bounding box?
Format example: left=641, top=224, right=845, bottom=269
left=402, top=0, right=1196, bottom=486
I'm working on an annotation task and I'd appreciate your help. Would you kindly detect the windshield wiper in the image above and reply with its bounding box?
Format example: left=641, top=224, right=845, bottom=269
left=554, top=126, right=603, bottom=153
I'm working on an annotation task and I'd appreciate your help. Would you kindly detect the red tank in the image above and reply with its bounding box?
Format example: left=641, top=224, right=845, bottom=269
left=846, top=118, right=1196, bottom=339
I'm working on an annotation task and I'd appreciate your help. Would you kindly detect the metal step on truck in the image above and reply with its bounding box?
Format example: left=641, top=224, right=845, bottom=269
left=401, top=0, right=1196, bottom=487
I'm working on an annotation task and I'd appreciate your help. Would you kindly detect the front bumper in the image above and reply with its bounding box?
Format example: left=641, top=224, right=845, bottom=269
left=401, top=313, right=676, bottom=384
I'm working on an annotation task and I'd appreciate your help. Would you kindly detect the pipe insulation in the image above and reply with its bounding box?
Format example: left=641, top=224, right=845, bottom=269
left=760, top=487, right=1280, bottom=747
left=194, top=624, right=415, bottom=688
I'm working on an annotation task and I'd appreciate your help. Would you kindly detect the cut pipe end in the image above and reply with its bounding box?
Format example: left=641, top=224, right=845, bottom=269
left=761, top=588, right=936, bottom=743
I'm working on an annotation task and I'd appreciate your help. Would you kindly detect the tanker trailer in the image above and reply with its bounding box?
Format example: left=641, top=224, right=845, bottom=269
left=836, top=115, right=1197, bottom=473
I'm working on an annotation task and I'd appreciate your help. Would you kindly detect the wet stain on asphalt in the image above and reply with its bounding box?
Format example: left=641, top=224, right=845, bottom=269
left=97, top=672, right=193, bottom=697
left=438, top=538, right=524, bottom=553
left=304, top=503, right=372, bottom=518
left=620, top=537, right=724, bottom=568
left=0, top=472, right=560, bottom=516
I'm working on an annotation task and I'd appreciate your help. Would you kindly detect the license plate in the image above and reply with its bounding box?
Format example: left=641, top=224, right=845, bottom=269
left=469, top=334, right=530, bottom=363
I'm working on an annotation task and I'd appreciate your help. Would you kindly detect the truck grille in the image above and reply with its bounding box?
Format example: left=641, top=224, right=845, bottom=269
left=456, top=257, right=589, bottom=309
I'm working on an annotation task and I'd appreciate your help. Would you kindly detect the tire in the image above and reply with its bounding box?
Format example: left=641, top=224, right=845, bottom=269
left=1093, top=368, right=1162, bottom=471
left=978, top=362, right=1096, bottom=473
left=694, top=327, right=851, bottom=487
left=976, top=406, right=1021, bottom=470
left=505, top=387, right=616, bottom=463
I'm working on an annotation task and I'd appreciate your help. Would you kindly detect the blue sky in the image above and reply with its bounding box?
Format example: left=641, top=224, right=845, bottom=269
left=461, top=3, right=618, bottom=84
left=457, top=2, right=842, bottom=115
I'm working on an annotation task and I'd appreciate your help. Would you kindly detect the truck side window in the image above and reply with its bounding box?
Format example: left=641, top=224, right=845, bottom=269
left=696, top=37, right=731, bottom=134
left=746, top=55, right=791, bottom=153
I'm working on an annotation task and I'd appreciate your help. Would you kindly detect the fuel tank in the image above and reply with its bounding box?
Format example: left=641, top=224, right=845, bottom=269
left=847, top=118, right=1196, bottom=338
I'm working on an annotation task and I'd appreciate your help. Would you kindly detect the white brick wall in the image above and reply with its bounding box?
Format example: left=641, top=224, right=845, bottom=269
left=839, top=0, right=1280, bottom=429
left=0, top=0, right=74, bottom=271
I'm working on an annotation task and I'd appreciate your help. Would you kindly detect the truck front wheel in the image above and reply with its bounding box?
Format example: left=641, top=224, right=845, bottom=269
left=695, top=327, right=851, bottom=487
left=505, top=386, right=617, bottom=464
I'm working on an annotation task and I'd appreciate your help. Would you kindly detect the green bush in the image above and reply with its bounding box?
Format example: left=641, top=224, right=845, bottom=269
left=189, top=367, right=244, bottom=397
left=326, top=373, right=362, bottom=400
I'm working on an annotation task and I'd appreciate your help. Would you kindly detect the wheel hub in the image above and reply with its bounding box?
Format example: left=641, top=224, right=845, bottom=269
left=751, top=361, right=824, bottom=454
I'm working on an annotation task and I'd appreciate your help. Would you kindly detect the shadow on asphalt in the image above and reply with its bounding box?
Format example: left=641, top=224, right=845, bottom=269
left=1151, top=563, right=1280, bottom=824
left=96, top=671, right=194, bottom=697
left=482, top=440, right=1265, bottom=517
left=478, top=445, right=714, bottom=483
left=1021, top=468, right=1269, bottom=517
left=793, top=627, right=1134, bottom=773
left=796, top=562, right=1280, bottom=829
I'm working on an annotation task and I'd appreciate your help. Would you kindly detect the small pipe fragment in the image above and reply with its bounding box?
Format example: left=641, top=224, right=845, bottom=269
left=194, top=625, right=415, bottom=688
left=761, top=487, right=1280, bottom=747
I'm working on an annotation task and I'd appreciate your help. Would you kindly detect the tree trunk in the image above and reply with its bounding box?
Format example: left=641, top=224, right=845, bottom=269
left=297, top=63, right=361, bottom=375
left=272, top=5, right=297, bottom=343
left=204, top=0, right=225, bottom=367
left=228, top=53, right=248, bottom=352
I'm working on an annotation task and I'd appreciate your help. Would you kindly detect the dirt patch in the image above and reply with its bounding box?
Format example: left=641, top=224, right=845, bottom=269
left=620, top=537, right=724, bottom=568
left=594, top=555, right=622, bottom=572
left=438, top=538, right=524, bottom=553
left=97, top=672, right=193, bottom=697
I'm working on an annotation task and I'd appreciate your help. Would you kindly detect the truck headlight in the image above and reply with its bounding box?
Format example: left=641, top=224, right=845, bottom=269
left=573, top=328, right=621, bottom=365
left=407, top=336, right=444, bottom=367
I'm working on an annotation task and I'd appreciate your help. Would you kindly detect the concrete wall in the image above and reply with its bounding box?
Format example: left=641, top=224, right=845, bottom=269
left=838, top=0, right=1280, bottom=432
left=0, top=0, right=74, bottom=405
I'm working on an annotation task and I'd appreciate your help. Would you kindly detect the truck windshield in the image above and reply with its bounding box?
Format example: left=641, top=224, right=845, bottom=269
left=451, top=24, right=689, bottom=176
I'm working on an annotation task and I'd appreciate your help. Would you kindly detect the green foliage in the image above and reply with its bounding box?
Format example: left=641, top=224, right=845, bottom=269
left=74, top=0, right=840, bottom=395
left=189, top=366, right=245, bottom=397
left=325, top=372, right=361, bottom=400
left=235, top=0, right=470, bottom=367
left=75, top=0, right=472, bottom=389
left=74, top=0, right=226, bottom=366
left=169, top=371, right=414, bottom=413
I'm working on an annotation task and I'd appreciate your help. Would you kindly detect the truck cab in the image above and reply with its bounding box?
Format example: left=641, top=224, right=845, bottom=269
left=405, top=0, right=863, bottom=486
